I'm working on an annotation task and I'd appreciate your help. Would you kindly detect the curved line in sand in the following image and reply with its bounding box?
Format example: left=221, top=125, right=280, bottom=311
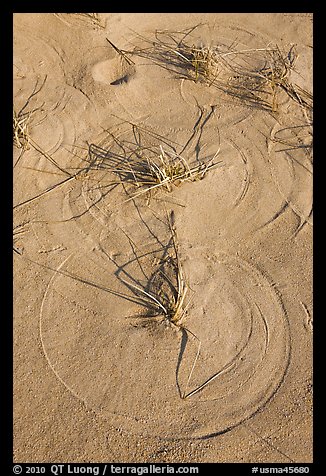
left=39, top=252, right=89, bottom=407
left=38, top=247, right=291, bottom=439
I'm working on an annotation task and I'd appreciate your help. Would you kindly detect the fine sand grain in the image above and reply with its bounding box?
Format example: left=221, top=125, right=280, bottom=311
left=14, top=13, right=312, bottom=462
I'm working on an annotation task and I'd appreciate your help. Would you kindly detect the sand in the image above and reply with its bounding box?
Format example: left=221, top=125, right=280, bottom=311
left=13, top=13, right=313, bottom=463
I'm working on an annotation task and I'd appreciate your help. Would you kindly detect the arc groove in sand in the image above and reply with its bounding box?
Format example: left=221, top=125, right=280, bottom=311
left=266, top=145, right=313, bottom=233
left=39, top=253, right=87, bottom=405
left=38, top=246, right=291, bottom=439
left=181, top=289, right=256, bottom=401
left=38, top=252, right=155, bottom=410
left=65, top=120, right=270, bottom=245
left=243, top=422, right=296, bottom=463
left=14, top=13, right=311, bottom=458
left=196, top=253, right=291, bottom=405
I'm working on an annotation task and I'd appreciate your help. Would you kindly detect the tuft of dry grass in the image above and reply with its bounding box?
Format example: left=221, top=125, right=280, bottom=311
left=120, top=143, right=219, bottom=202
left=119, top=211, right=190, bottom=329
left=75, top=13, right=105, bottom=29
left=118, top=211, right=202, bottom=399
left=126, top=26, right=220, bottom=85
left=55, top=13, right=105, bottom=29
left=88, top=118, right=221, bottom=204
left=257, top=45, right=313, bottom=114
left=13, top=76, right=47, bottom=152
left=169, top=43, right=219, bottom=85
left=116, top=211, right=225, bottom=400
left=13, top=109, right=31, bottom=150
left=127, top=26, right=312, bottom=114
left=211, top=43, right=313, bottom=114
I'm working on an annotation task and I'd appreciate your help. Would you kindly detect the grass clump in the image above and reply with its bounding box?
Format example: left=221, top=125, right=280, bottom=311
left=117, top=211, right=202, bottom=399
left=217, top=43, right=312, bottom=114
left=121, top=211, right=189, bottom=329
left=54, top=13, right=105, bottom=29
left=257, top=45, right=313, bottom=114
left=13, top=76, right=47, bottom=151
left=13, top=109, right=31, bottom=150
left=117, top=143, right=219, bottom=201
left=126, top=25, right=220, bottom=85
left=116, top=211, right=227, bottom=400
left=126, top=25, right=312, bottom=114
left=88, top=117, right=221, bottom=204
left=169, top=43, right=219, bottom=84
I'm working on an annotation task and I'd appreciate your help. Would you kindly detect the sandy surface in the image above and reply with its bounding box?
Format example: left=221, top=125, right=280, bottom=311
left=13, top=13, right=313, bottom=463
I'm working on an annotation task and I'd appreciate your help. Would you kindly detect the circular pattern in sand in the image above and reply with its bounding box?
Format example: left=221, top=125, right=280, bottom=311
left=40, top=247, right=290, bottom=439
left=267, top=121, right=313, bottom=234
left=13, top=24, right=66, bottom=85
left=107, top=21, right=291, bottom=127
left=64, top=116, right=305, bottom=248
left=65, top=113, right=222, bottom=240
left=14, top=17, right=311, bottom=247
left=13, top=13, right=312, bottom=463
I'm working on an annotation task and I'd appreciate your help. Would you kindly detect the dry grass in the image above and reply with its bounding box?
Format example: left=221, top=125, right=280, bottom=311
left=119, top=211, right=189, bottom=328
left=125, top=26, right=220, bottom=85
left=115, top=211, right=227, bottom=399
left=215, top=43, right=312, bottom=114
left=88, top=118, right=221, bottom=204
left=271, top=123, right=313, bottom=155
left=255, top=45, right=313, bottom=114
left=118, top=143, right=219, bottom=201
left=13, top=109, right=31, bottom=150
left=75, top=13, right=105, bottom=29
left=208, top=43, right=312, bottom=114
left=13, top=76, right=47, bottom=153
left=127, top=26, right=312, bottom=114
left=54, top=13, right=105, bottom=29
left=117, top=211, right=201, bottom=398
left=166, top=43, right=219, bottom=85
left=106, top=38, right=135, bottom=67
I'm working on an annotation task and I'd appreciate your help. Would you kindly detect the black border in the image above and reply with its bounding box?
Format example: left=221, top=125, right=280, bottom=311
left=6, top=5, right=14, bottom=475
left=11, top=1, right=318, bottom=13
left=8, top=4, right=319, bottom=473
